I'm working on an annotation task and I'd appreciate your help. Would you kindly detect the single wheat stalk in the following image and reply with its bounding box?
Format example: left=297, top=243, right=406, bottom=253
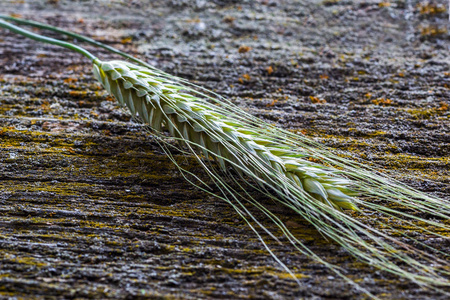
left=1, top=17, right=449, bottom=297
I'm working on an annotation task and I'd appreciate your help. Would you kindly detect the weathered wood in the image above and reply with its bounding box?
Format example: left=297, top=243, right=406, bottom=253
left=0, top=1, right=449, bottom=299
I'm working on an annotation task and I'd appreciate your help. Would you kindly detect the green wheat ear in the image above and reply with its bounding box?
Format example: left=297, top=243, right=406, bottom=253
left=91, top=58, right=359, bottom=212
left=1, top=17, right=449, bottom=297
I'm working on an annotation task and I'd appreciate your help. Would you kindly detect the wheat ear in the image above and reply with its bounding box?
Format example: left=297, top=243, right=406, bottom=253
left=94, top=58, right=450, bottom=292
left=1, top=18, right=450, bottom=297
left=92, top=59, right=358, bottom=211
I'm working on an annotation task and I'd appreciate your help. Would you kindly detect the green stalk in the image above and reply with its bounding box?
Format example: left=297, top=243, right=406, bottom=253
left=0, top=14, right=147, bottom=67
left=0, top=19, right=96, bottom=61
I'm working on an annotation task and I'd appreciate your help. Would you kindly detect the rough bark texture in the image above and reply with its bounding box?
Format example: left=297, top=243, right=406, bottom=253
left=0, top=0, right=449, bottom=299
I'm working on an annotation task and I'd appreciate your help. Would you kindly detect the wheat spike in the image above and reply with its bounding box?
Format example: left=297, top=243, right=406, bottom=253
left=92, top=59, right=358, bottom=212
left=92, top=58, right=450, bottom=291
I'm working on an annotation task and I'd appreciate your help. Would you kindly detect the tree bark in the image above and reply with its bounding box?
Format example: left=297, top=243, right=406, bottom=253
left=0, top=1, right=449, bottom=299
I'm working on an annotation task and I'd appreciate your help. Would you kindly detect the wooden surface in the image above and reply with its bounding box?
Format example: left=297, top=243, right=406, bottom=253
left=0, top=1, right=449, bottom=299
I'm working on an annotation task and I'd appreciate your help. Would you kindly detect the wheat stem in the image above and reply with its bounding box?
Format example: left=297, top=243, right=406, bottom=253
left=0, top=19, right=96, bottom=61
